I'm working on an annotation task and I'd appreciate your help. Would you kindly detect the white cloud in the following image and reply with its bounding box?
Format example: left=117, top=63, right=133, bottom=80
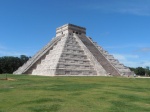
left=113, top=54, right=126, bottom=60
left=104, top=43, right=149, bottom=50
left=112, top=53, right=150, bottom=67
left=112, top=53, right=141, bottom=67
left=113, top=54, right=139, bottom=60
left=136, top=47, right=150, bottom=53
left=0, top=50, right=28, bottom=57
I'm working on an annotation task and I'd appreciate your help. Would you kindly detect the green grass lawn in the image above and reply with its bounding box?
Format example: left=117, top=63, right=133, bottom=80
left=0, top=74, right=150, bottom=112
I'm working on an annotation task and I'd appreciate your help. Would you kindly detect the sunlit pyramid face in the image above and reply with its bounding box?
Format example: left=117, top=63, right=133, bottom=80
left=14, top=24, right=132, bottom=76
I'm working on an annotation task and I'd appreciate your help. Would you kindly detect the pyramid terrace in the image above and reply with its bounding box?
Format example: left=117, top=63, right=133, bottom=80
left=14, top=24, right=132, bottom=76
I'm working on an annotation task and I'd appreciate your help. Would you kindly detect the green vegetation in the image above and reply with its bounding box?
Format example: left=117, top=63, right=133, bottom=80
left=0, top=75, right=150, bottom=112
left=0, top=55, right=30, bottom=74
left=130, top=66, right=150, bottom=76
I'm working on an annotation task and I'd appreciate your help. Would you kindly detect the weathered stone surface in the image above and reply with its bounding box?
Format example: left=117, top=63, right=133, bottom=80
left=13, top=24, right=132, bottom=76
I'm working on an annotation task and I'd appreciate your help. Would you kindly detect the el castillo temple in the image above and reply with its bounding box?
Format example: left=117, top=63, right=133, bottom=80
left=13, top=24, right=132, bottom=76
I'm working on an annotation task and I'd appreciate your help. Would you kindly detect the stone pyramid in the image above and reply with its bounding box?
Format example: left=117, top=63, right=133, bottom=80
left=13, top=24, right=132, bottom=76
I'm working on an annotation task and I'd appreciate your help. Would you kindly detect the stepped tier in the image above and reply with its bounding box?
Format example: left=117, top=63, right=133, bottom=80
left=13, top=24, right=132, bottom=76
left=89, top=37, right=132, bottom=76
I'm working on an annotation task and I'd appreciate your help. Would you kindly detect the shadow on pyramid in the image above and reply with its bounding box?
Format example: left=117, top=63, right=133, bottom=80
left=13, top=24, right=132, bottom=76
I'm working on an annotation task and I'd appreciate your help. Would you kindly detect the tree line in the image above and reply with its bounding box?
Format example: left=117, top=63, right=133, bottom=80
left=0, top=55, right=30, bottom=74
left=129, top=67, right=150, bottom=76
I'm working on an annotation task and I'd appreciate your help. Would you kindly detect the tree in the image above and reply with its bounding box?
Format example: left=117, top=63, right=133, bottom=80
left=135, top=67, right=145, bottom=76
left=0, top=67, right=2, bottom=74
left=0, top=55, right=30, bottom=74
left=20, top=55, right=30, bottom=65
left=0, top=56, right=20, bottom=73
left=129, top=67, right=136, bottom=72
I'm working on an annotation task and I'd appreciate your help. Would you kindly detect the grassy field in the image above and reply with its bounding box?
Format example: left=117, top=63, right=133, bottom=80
left=0, top=74, right=150, bottom=112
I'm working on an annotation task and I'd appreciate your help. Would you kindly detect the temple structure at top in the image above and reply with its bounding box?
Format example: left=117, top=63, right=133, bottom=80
left=56, top=24, right=86, bottom=37
left=13, top=24, right=132, bottom=76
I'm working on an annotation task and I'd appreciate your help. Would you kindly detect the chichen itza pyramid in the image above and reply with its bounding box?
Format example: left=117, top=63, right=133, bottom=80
left=13, top=24, right=132, bottom=76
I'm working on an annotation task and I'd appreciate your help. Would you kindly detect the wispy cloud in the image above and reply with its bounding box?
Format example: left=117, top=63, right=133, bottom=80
left=84, top=0, right=150, bottom=16
left=105, top=44, right=138, bottom=49
left=136, top=47, right=150, bottom=53
left=105, top=43, right=150, bottom=53
left=113, top=53, right=140, bottom=67
left=0, top=44, right=29, bottom=57
left=113, top=54, right=139, bottom=60
left=112, top=53, right=150, bottom=67
left=0, top=50, right=28, bottom=57
left=139, top=61, right=150, bottom=67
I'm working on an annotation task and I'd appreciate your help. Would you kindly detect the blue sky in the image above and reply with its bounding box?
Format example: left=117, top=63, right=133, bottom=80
left=0, top=0, right=150, bottom=67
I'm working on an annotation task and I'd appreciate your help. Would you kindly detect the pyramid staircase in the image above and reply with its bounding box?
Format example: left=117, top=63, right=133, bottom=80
left=13, top=24, right=132, bottom=76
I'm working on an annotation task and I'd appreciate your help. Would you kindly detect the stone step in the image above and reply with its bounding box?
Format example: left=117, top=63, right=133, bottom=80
left=63, top=47, right=84, bottom=51
left=58, top=59, right=90, bottom=64
left=78, top=35, right=121, bottom=76
left=63, top=49, right=84, bottom=54
left=65, top=45, right=81, bottom=49
left=55, top=69, right=97, bottom=75
left=90, top=39, right=133, bottom=76
left=57, top=62, right=93, bottom=67
left=61, top=51, right=85, bottom=56
left=13, top=35, right=62, bottom=74
left=61, top=53, right=87, bottom=59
